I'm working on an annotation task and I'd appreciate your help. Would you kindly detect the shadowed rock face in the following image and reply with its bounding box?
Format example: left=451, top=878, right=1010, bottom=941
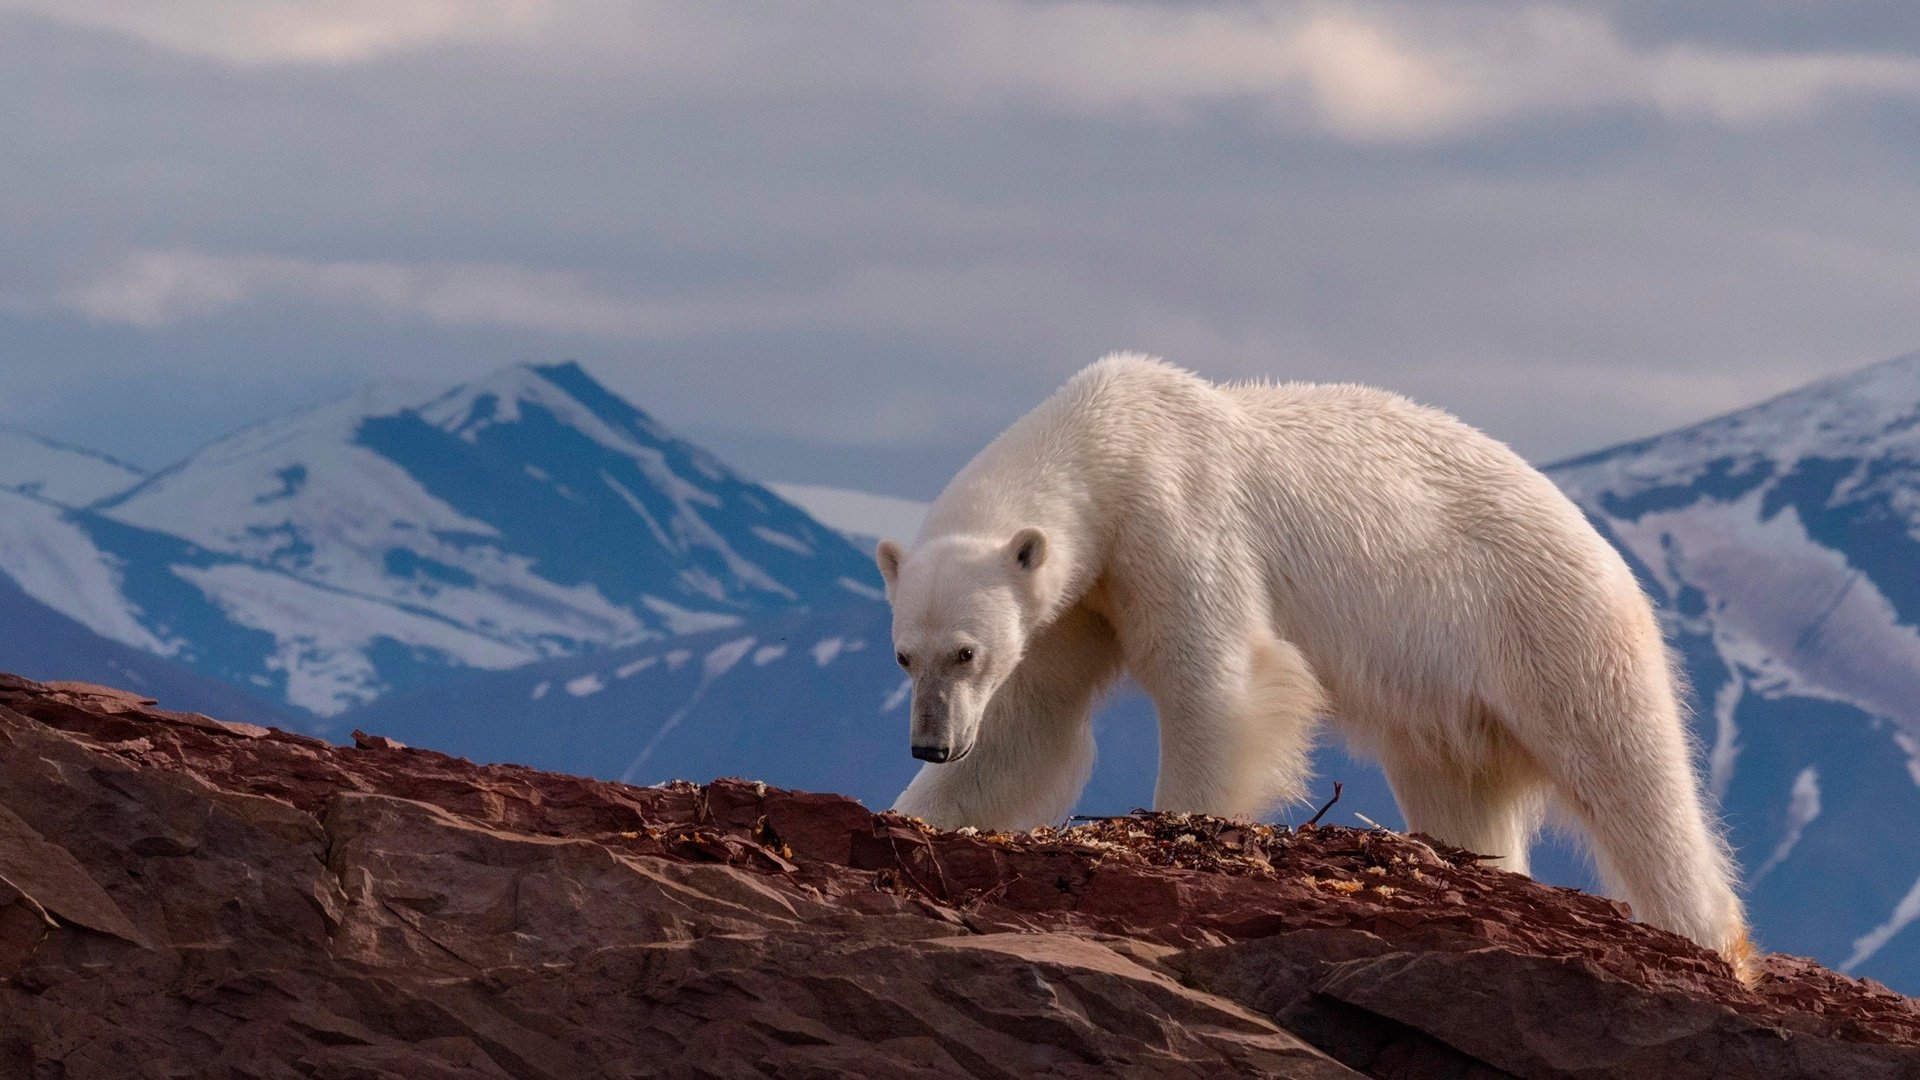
left=0, top=673, right=1914, bottom=1079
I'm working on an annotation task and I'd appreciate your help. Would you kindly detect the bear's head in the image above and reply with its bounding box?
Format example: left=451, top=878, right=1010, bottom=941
left=874, top=527, right=1053, bottom=765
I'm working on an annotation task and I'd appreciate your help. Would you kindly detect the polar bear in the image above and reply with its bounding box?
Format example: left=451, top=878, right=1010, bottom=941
left=875, top=353, right=1750, bottom=969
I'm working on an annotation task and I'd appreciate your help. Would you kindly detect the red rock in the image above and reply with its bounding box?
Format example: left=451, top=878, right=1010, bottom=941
left=0, top=673, right=1914, bottom=1079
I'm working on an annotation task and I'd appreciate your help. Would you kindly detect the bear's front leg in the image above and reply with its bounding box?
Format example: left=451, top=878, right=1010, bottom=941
left=891, top=604, right=1124, bottom=831
left=891, top=708, right=1095, bottom=831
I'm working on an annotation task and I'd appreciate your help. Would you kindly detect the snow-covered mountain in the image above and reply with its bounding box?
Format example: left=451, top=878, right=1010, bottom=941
left=0, top=479, right=552, bottom=719
left=1, top=362, right=882, bottom=718
left=0, top=426, right=144, bottom=507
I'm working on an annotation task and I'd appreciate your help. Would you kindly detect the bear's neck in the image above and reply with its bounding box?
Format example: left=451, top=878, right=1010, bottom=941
left=919, top=398, right=1127, bottom=616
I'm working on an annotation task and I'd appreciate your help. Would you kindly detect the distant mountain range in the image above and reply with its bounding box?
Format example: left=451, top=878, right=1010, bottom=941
left=2, top=354, right=1917, bottom=991
left=2, top=362, right=879, bottom=718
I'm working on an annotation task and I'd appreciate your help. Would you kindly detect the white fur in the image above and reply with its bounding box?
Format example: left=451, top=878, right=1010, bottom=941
left=879, top=353, right=1750, bottom=968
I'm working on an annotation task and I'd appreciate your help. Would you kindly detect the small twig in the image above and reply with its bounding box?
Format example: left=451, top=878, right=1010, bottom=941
left=1303, top=782, right=1344, bottom=828
left=961, top=874, right=1026, bottom=911
left=920, top=831, right=951, bottom=899
left=887, top=834, right=943, bottom=903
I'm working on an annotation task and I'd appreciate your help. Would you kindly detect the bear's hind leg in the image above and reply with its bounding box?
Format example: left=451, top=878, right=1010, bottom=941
left=1492, top=647, right=1752, bottom=976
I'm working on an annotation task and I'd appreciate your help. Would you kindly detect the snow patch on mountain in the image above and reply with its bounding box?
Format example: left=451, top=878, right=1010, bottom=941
left=1705, top=676, right=1742, bottom=801
left=881, top=677, right=911, bottom=713
left=703, top=636, right=757, bottom=681
left=1896, top=732, right=1920, bottom=789
left=0, top=427, right=145, bottom=507
left=0, top=490, right=173, bottom=655
left=173, top=561, right=527, bottom=716
left=812, top=637, right=868, bottom=666
left=751, top=525, right=813, bottom=556
left=1846, top=875, right=1920, bottom=973
left=769, top=482, right=928, bottom=545
left=639, top=596, right=740, bottom=634
left=615, top=656, right=658, bottom=679
left=1752, top=766, right=1820, bottom=883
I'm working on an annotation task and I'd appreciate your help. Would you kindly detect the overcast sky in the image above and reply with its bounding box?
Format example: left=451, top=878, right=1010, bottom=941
left=2, top=1, right=1918, bottom=496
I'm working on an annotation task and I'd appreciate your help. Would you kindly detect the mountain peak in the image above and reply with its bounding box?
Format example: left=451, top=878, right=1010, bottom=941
left=1551, top=350, right=1920, bottom=496
left=415, top=361, right=673, bottom=451
left=85, top=360, right=880, bottom=715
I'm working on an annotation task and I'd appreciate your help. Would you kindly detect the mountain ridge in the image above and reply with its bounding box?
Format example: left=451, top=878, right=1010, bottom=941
left=3, top=361, right=881, bottom=717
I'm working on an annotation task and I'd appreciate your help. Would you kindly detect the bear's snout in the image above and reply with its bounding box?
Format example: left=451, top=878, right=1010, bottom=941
left=910, top=740, right=971, bottom=764
left=907, top=678, right=977, bottom=764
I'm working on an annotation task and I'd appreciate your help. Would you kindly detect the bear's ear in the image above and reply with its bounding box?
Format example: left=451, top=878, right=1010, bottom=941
left=875, top=539, right=904, bottom=592
left=1005, top=527, right=1049, bottom=574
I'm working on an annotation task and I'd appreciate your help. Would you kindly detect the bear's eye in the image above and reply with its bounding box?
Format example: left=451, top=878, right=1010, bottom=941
left=955, top=647, right=975, bottom=664
left=896, top=652, right=911, bottom=669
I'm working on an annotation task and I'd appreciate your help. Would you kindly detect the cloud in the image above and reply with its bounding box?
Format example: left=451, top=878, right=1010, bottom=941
left=5, top=1, right=1920, bottom=491
left=0, top=0, right=554, bottom=64
left=934, top=2, right=1920, bottom=140
left=50, top=248, right=1138, bottom=348
left=8, top=2, right=1920, bottom=139
left=57, top=249, right=675, bottom=336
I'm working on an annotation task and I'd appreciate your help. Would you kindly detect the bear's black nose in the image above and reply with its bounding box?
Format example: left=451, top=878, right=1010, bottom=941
left=911, top=744, right=951, bottom=763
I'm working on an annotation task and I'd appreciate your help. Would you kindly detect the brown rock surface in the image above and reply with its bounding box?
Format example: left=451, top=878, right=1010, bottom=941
left=0, top=672, right=1915, bottom=1079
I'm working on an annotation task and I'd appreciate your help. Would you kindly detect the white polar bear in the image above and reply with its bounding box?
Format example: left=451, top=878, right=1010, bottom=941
left=876, top=353, right=1750, bottom=970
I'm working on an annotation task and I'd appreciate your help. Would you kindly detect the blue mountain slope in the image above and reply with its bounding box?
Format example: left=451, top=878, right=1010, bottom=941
left=0, top=570, right=298, bottom=728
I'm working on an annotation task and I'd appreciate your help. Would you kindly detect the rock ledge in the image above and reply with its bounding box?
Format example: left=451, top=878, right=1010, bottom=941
left=0, top=674, right=1915, bottom=1078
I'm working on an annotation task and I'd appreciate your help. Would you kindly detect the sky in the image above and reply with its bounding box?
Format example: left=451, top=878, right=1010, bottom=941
left=2, top=1, right=1918, bottom=497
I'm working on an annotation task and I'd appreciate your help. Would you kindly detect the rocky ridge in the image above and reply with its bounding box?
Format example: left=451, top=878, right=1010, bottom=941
left=0, top=673, right=1915, bottom=1078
